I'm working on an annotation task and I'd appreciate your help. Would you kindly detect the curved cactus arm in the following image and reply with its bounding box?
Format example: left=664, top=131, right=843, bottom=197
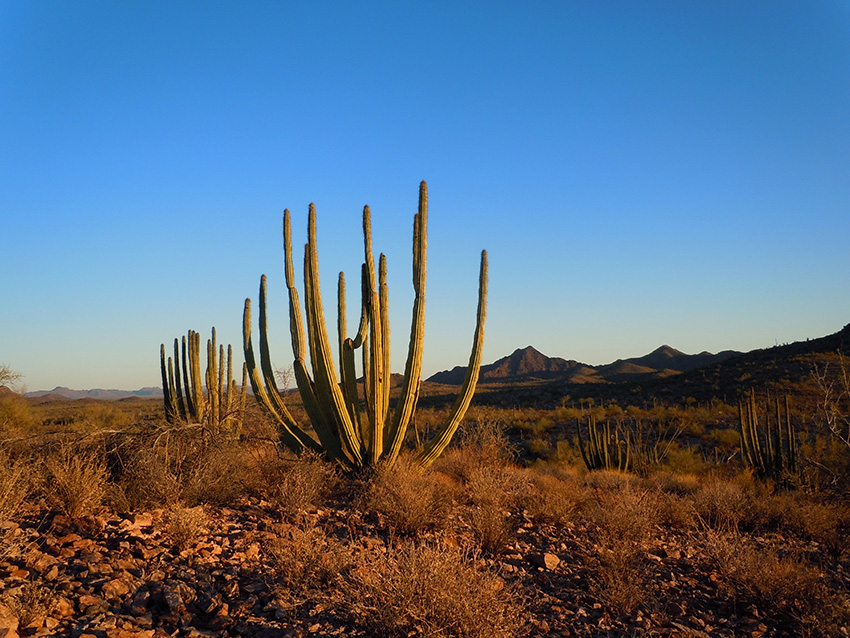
left=223, top=344, right=233, bottom=425
left=243, top=297, right=320, bottom=453
left=181, top=336, right=194, bottom=419
left=160, top=345, right=179, bottom=423
left=417, top=250, right=488, bottom=468
left=172, top=339, right=187, bottom=419
left=187, top=330, right=205, bottom=423
left=338, top=273, right=362, bottom=431
left=206, top=330, right=220, bottom=431
left=361, top=206, right=385, bottom=465
left=385, top=185, right=428, bottom=465
left=302, top=206, right=364, bottom=466
left=379, top=254, right=391, bottom=427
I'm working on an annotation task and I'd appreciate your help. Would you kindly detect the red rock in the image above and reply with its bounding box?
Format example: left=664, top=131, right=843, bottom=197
left=101, top=578, right=131, bottom=600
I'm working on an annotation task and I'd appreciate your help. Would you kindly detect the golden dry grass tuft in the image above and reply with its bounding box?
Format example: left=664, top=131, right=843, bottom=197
left=41, top=442, right=107, bottom=519
left=161, top=502, right=208, bottom=551
left=345, top=542, right=526, bottom=638
left=365, top=453, right=456, bottom=536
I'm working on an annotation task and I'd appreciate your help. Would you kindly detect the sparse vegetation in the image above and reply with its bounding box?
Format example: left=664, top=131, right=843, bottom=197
left=3, top=324, right=850, bottom=636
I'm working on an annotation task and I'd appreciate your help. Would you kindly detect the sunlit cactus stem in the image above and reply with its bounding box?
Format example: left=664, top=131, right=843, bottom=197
left=577, top=414, right=631, bottom=472
left=737, top=389, right=797, bottom=480
left=159, top=328, right=246, bottom=437
left=243, top=181, right=488, bottom=471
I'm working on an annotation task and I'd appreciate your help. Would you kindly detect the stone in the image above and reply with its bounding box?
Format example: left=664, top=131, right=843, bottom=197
left=101, top=578, right=131, bottom=600
left=527, top=552, right=560, bottom=570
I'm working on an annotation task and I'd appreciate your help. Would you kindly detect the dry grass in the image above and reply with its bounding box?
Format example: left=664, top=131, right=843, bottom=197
left=5, top=580, right=55, bottom=629
left=265, top=521, right=349, bottom=593
left=0, top=448, right=30, bottom=522
left=263, top=449, right=340, bottom=518
left=464, top=464, right=528, bottom=554
left=345, top=542, right=526, bottom=638
left=520, top=468, right=587, bottom=524
left=161, top=502, right=208, bottom=550
left=41, top=443, right=107, bottom=519
left=705, top=532, right=848, bottom=635
left=585, top=481, right=660, bottom=614
left=365, top=453, right=455, bottom=536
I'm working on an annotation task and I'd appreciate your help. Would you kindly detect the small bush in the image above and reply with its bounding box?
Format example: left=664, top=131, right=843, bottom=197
left=366, top=454, right=454, bottom=536
left=42, top=443, right=107, bottom=518
left=265, top=522, right=348, bottom=592
left=0, top=395, right=36, bottom=432
left=5, top=580, right=54, bottom=629
left=690, top=476, right=748, bottom=531
left=433, top=421, right=514, bottom=483
left=264, top=449, right=339, bottom=518
left=465, top=465, right=528, bottom=554
left=586, top=485, right=659, bottom=613
left=520, top=469, right=586, bottom=524
left=706, top=532, right=848, bottom=635
left=161, top=502, right=208, bottom=550
left=345, top=542, right=526, bottom=638
left=0, top=448, right=30, bottom=521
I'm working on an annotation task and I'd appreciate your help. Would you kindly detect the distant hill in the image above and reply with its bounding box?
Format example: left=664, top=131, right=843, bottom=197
left=24, top=386, right=163, bottom=400
left=601, top=345, right=740, bottom=376
left=0, top=385, right=18, bottom=399
left=427, top=343, right=742, bottom=386
left=428, top=346, right=581, bottom=384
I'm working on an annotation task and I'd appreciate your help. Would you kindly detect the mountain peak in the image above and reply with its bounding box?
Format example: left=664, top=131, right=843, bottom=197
left=428, top=345, right=579, bottom=384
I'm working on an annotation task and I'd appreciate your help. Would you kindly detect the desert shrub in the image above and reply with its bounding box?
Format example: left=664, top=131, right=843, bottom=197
left=463, top=464, right=528, bottom=554
left=582, top=468, right=636, bottom=492
left=690, top=476, right=749, bottom=531
left=0, top=448, right=31, bottom=522
left=520, top=469, right=586, bottom=524
left=661, top=443, right=709, bottom=475
left=76, top=402, right=134, bottom=430
left=41, top=443, right=107, bottom=518
left=161, top=502, right=208, bottom=551
left=180, top=440, right=253, bottom=506
left=345, top=542, right=526, bottom=638
left=646, top=470, right=701, bottom=496
left=365, top=453, right=455, bottom=536
left=585, top=485, right=660, bottom=613
left=265, top=522, right=349, bottom=592
left=117, top=429, right=251, bottom=508
left=433, top=421, right=514, bottom=484
left=705, top=532, right=848, bottom=635
left=263, top=449, right=340, bottom=518
left=5, top=580, right=54, bottom=630
left=0, top=394, right=36, bottom=432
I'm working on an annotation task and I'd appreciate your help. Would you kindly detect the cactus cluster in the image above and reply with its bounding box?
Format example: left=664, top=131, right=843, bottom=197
left=160, top=328, right=247, bottom=437
left=243, top=182, right=487, bottom=471
left=577, top=415, right=631, bottom=471
left=737, top=390, right=797, bottom=479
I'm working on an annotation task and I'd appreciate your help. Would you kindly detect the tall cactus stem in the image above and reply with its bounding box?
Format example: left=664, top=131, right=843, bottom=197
left=417, top=249, right=488, bottom=468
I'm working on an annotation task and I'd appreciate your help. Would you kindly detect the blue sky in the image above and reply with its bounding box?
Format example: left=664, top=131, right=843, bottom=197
left=1, top=2, right=848, bottom=391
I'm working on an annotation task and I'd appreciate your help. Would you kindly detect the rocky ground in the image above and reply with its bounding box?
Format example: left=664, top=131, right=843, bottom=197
left=2, top=492, right=848, bottom=638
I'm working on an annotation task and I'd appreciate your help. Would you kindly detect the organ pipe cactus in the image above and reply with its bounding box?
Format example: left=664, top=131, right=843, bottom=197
left=243, top=181, right=487, bottom=471
left=737, top=390, right=797, bottom=479
left=160, top=328, right=248, bottom=437
left=577, top=414, right=631, bottom=472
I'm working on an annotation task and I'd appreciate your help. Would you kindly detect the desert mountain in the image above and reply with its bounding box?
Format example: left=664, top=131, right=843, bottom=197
left=427, top=344, right=741, bottom=385
left=428, top=346, right=582, bottom=385
left=598, top=345, right=740, bottom=377
left=24, top=386, right=163, bottom=400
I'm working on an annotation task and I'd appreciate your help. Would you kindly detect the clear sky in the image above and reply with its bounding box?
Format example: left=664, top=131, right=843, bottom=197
left=2, top=2, right=849, bottom=392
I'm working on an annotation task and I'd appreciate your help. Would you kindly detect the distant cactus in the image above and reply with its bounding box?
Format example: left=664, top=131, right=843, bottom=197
left=160, top=328, right=247, bottom=437
left=737, top=390, right=797, bottom=479
left=577, top=414, right=631, bottom=472
left=243, top=181, right=488, bottom=471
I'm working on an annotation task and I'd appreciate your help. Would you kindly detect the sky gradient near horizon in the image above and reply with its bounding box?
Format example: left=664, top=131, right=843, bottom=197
left=2, top=2, right=849, bottom=392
